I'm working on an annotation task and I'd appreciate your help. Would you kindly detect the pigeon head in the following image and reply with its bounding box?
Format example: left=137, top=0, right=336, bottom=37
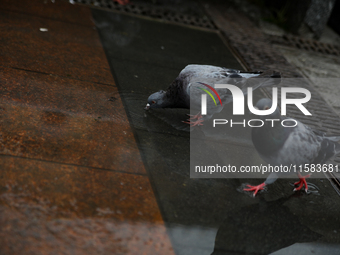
left=145, top=90, right=169, bottom=110
left=255, top=98, right=281, bottom=119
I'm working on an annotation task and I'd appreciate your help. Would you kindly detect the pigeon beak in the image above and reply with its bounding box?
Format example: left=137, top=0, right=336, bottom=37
left=144, top=103, right=150, bottom=110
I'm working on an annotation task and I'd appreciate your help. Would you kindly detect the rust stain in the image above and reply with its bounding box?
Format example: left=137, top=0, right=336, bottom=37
left=0, top=157, right=162, bottom=221
left=0, top=67, right=144, bottom=174
left=41, top=110, right=67, bottom=124
left=1, top=0, right=94, bottom=26
left=0, top=1, right=175, bottom=253
left=0, top=10, right=114, bottom=85
left=0, top=156, right=175, bottom=254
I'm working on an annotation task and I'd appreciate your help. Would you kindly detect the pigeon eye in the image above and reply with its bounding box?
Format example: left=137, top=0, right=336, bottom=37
left=151, top=100, right=156, bottom=104
left=264, top=106, right=270, bottom=110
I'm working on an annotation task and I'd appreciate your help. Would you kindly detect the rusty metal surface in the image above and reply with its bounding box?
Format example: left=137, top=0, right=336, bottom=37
left=0, top=211, right=173, bottom=255
left=0, top=9, right=114, bottom=84
left=0, top=156, right=162, bottom=221
left=1, top=0, right=94, bottom=26
left=0, top=1, right=175, bottom=253
left=0, top=157, right=173, bottom=254
left=0, top=66, right=145, bottom=174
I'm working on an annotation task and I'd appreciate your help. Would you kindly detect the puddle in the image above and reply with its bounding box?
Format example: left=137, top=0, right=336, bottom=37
left=289, top=181, right=321, bottom=195
left=92, top=8, right=340, bottom=255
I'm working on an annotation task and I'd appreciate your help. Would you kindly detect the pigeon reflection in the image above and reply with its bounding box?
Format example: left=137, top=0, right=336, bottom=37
left=245, top=98, right=340, bottom=197
left=145, top=65, right=281, bottom=128
left=211, top=195, right=321, bottom=255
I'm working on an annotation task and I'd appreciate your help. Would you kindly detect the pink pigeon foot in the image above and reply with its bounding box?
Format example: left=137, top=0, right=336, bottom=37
left=182, top=118, right=204, bottom=127
left=244, top=182, right=266, bottom=197
left=293, top=173, right=311, bottom=192
left=183, top=112, right=204, bottom=127
left=187, top=112, right=202, bottom=120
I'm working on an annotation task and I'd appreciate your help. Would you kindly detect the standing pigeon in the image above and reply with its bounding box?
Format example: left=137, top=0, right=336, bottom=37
left=245, top=98, right=340, bottom=197
left=145, top=64, right=281, bottom=126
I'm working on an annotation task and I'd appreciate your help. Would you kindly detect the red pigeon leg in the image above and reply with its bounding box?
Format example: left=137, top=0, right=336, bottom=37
left=244, top=182, right=266, bottom=197
left=293, top=173, right=311, bottom=192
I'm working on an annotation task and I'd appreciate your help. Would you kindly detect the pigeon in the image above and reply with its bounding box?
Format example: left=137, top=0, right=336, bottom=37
left=245, top=98, right=340, bottom=197
left=145, top=64, right=281, bottom=126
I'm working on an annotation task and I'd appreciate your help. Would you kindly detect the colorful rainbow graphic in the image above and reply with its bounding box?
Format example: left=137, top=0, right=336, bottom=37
left=197, top=82, right=223, bottom=106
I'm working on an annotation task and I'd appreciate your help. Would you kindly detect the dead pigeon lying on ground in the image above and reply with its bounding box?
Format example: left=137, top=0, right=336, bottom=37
left=145, top=64, right=281, bottom=126
left=245, top=98, right=340, bottom=197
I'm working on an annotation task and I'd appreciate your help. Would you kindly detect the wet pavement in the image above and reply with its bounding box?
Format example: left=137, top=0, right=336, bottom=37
left=1, top=0, right=340, bottom=254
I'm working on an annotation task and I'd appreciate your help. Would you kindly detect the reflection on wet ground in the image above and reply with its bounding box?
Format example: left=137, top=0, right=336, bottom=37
left=93, top=7, right=340, bottom=255
left=1, top=0, right=340, bottom=254
left=212, top=195, right=322, bottom=254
